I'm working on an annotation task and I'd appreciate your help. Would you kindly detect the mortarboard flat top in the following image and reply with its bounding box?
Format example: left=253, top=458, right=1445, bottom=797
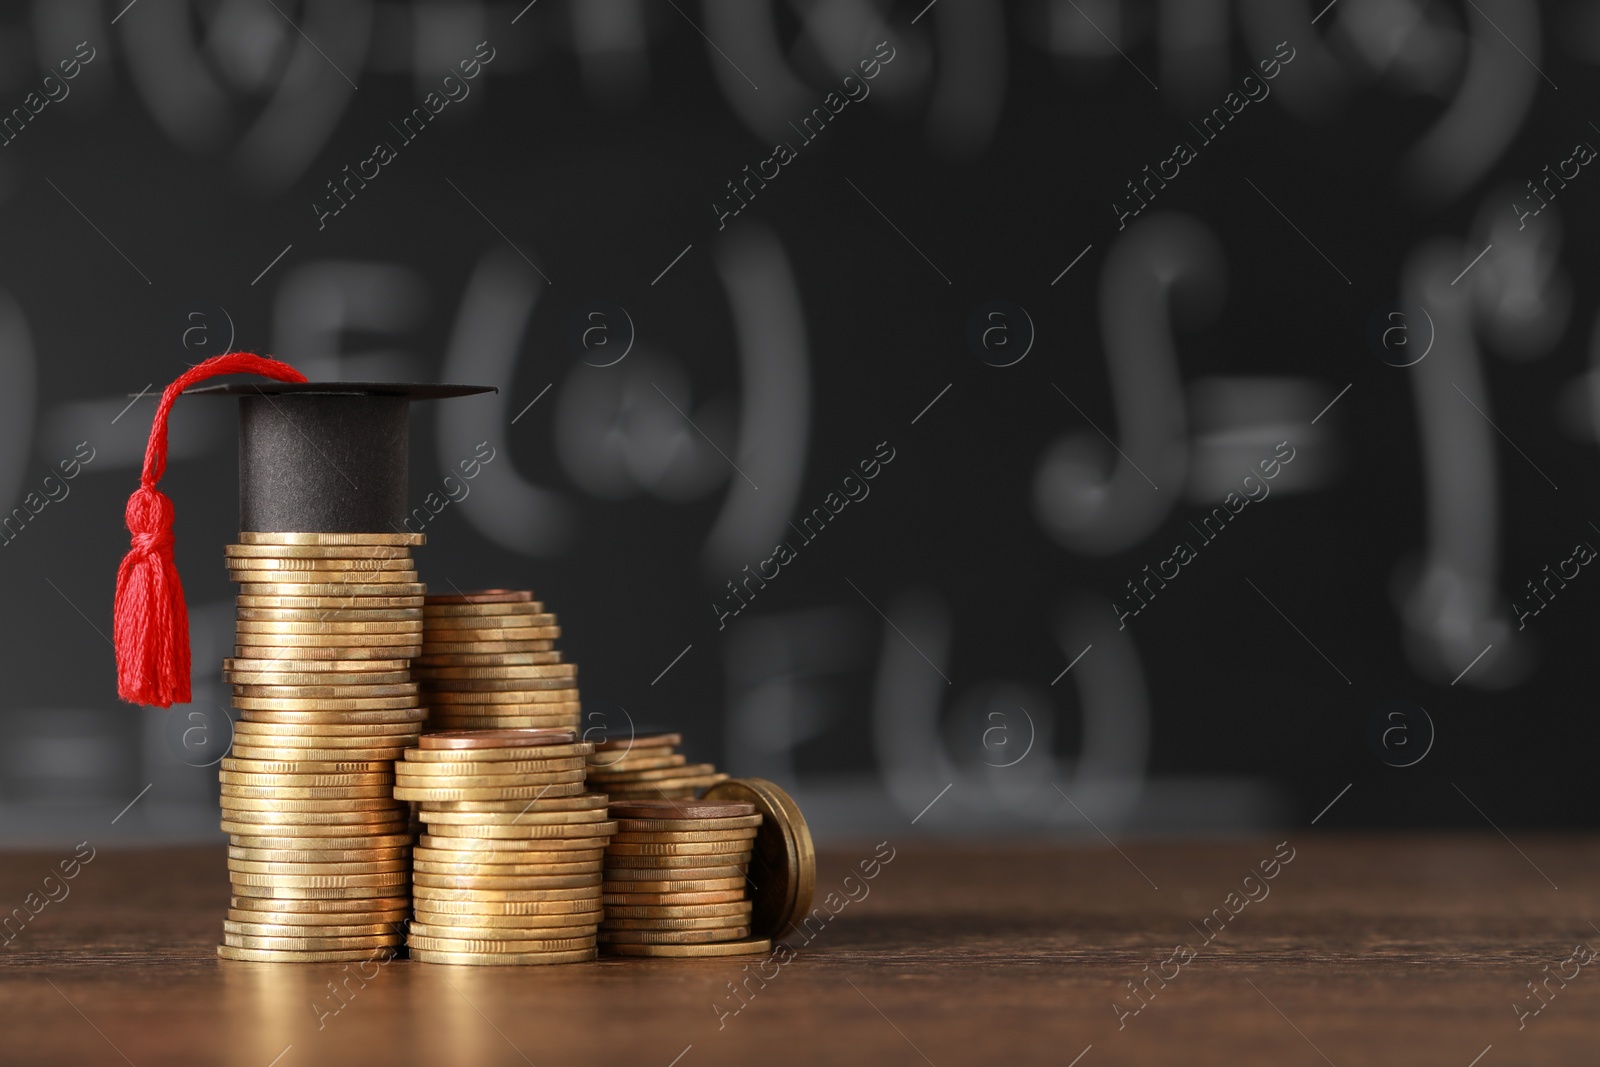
left=185, top=381, right=493, bottom=400
left=187, top=381, right=496, bottom=533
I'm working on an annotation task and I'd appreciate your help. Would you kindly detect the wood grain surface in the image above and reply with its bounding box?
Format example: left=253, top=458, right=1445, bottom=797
left=0, top=836, right=1596, bottom=1065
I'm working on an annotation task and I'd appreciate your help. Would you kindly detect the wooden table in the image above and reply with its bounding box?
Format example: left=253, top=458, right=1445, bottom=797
left=1, top=836, right=1596, bottom=1065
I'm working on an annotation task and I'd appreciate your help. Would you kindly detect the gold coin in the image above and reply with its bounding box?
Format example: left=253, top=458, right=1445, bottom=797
left=610, top=815, right=764, bottom=833
left=236, top=581, right=427, bottom=597
left=591, top=763, right=718, bottom=784
left=226, top=657, right=412, bottom=673
left=420, top=636, right=561, bottom=653
left=239, top=532, right=425, bottom=546
left=226, top=882, right=412, bottom=901
left=427, top=712, right=582, bottom=727
left=226, top=913, right=410, bottom=930
left=412, top=868, right=603, bottom=889
left=224, top=921, right=405, bottom=940
left=218, top=945, right=404, bottom=963
left=601, top=854, right=751, bottom=871
left=395, top=757, right=587, bottom=776
left=603, top=774, right=728, bottom=796
left=419, top=823, right=607, bottom=842
left=231, top=716, right=419, bottom=732
left=237, top=595, right=425, bottom=609
left=229, top=834, right=412, bottom=851
left=225, top=543, right=414, bottom=558
left=230, top=632, right=423, bottom=649
left=220, top=798, right=404, bottom=815
left=235, top=644, right=420, bottom=660
left=426, top=589, right=533, bottom=604
left=593, top=732, right=680, bottom=751
left=412, top=915, right=604, bottom=927
left=236, top=619, right=423, bottom=635
left=227, top=747, right=407, bottom=762
left=229, top=735, right=413, bottom=752
left=412, top=859, right=606, bottom=877
left=233, top=696, right=421, bottom=712
left=604, top=903, right=751, bottom=920
left=228, top=556, right=418, bottom=572
left=416, top=668, right=579, bottom=684
left=236, top=607, right=421, bottom=623
left=408, top=946, right=596, bottom=965
left=234, top=682, right=419, bottom=698
left=606, top=802, right=755, bottom=823
left=395, top=784, right=586, bottom=804
left=224, top=933, right=404, bottom=951
left=603, top=937, right=771, bottom=958
left=608, top=829, right=758, bottom=844
left=412, top=791, right=605, bottom=810
left=222, top=822, right=409, bottom=840
left=406, top=921, right=601, bottom=940
left=602, top=889, right=746, bottom=906
left=606, top=841, right=756, bottom=857
left=230, top=870, right=409, bottom=889
left=416, top=655, right=566, bottom=671
left=229, top=847, right=409, bottom=863
left=414, top=650, right=556, bottom=666
left=423, top=601, right=544, bottom=616
left=598, top=927, right=749, bottom=945
left=603, top=862, right=746, bottom=878
left=220, top=807, right=405, bottom=824
left=408, top=933, right=595, bottom=953
left=238, top=708, right=428, bottom=726
left=424, top=613, right=557, bottom=630
left=226, top=668, right=412, bottom=686
left=416, top=675, right=579, bottom=694
left=227, top=858, right=409, bottom=875
left=419, top=625, right=558, bottom=643
left=600, top=878, right=746, bottom=894
left=219, top=769, right=391, bottom=785
left=415, top=810, right=608, bottom=827
left=396, top=765, right=588, bottom=782
left=413, top=890, right=600, bottom=911
left=229, top=893, right=409, bottom=912
left=427, top=683, right=578, bottom=701
left=412, top=878, right=601, bottom=899
left=587, top=753, right=686, bottom=773
left=403, top=744, right=593, bottom=763
left=601, top=914, right=755, bottom=931
left=221, top=785, right=395, bottom=801
left=428, top=722, right=582, bottom=736
left=221, top=757, right=393, bottom=775
left=230, top=571, right=421, bottom=586
left=703, top=777, right=815, bottom=943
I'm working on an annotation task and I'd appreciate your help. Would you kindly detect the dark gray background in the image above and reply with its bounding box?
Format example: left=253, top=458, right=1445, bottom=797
left=0, top=0, right=1594, bottom=844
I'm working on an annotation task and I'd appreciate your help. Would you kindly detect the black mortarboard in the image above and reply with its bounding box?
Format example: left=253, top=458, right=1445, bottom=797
left=185, top=381, right=493, bottom=533
left=113, top=353, right=493, bottom=707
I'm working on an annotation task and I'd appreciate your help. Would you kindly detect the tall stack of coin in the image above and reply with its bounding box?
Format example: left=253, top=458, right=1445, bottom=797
left=217, top=531, right=426, bottom=963
left=599, top=799, right=770, bottom=956
left=585, top=732, right=728, bottom=800
left=413, top=590, right=579, bottom=733
left=395, top=728, right=616, bottom=965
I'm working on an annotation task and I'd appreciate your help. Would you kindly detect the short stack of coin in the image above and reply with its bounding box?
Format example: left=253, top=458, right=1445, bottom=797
left=395, top=728, right=616, bottom=965
left=217, top=531, right=426, bottom=963
left=599, top=799, right=769, bottom=956
left=413, top=590, right=580, bottom=733
left=585, top=732, right=728, bottom=800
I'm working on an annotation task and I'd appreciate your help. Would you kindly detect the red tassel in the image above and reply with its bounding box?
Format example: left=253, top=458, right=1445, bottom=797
left=114, top=353, right=307, bottom=706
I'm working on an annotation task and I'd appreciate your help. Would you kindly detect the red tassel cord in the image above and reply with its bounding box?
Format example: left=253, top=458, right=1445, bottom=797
left=114, top=353, right=307, bottom=706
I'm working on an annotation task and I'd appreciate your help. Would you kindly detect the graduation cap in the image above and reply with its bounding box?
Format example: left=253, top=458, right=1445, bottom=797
left=113, top=352, right=493, bottom=707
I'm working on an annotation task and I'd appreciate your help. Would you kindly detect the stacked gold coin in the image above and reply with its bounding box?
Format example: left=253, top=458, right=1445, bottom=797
left=585, top=732, right=728, bottom=800
left=217, top=531, right=426, bottom=963
left=395, top=728, right=616, bottom=965
left=413, top=590, right=579, bottom=733
left=599, top=799, right=767, bottom=955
